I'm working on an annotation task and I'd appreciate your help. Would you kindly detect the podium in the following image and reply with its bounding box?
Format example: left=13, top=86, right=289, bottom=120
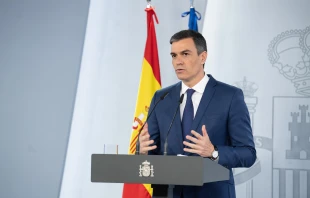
left=91, top=154, right=229, bottom=198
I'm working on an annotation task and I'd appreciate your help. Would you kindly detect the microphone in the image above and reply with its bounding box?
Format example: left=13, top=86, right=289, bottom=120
left=135, top=91, right=169, bottom=155
left=163, top=94, right=184, bottom=155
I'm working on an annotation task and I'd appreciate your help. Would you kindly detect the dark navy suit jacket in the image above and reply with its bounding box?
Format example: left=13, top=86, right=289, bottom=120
left=147, top=75, right=256, bottom=198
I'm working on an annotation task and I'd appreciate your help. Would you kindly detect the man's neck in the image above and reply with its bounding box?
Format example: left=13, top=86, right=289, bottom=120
left=183, top=72, right=205, bottom=88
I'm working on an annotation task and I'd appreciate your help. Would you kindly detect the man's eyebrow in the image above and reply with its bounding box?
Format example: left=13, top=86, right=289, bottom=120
left=170, top=49, right=192, bottom=55
left=180, top=49, right=192, bottom=53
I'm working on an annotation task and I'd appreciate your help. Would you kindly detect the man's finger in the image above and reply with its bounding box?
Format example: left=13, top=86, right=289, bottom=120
left=140, top=123, right=149, bottom=136
left=190, top=130, right=203, bottom=140
left=140, top=130, right=147, bottom=137
left=185, top=135, right=199, bottom=144
left=183, top=141, right=203, bottom=150
left=140, top=133, right=150, bottom=142
left=183, top=148, right=200, bottom=155
left=202, top=125, right=209, bottom=139
left=142, top=139, right=154, bottom=147
left=183, top=141, right=196, bottom=149
left=141, top=145, right=157, bottom=153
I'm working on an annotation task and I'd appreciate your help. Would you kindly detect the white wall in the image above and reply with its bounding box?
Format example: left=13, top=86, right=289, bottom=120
left=0, top=0, right=90, bottom=198
left=203, top=1, right=310, bottom=198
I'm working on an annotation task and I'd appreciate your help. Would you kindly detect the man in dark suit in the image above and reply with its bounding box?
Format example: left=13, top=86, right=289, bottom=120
left=139, top=30, right=256, bottom=198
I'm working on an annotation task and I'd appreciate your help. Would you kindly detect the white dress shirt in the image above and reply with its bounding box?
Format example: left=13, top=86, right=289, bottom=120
left=180, top=74, right=209, bottom=120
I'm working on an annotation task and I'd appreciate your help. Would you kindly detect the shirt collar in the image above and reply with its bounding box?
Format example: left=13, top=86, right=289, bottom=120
left=181, top=73, right=209, bottom=94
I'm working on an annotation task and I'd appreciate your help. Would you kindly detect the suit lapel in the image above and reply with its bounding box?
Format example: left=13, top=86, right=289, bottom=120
left=164, top=82, right=183, bottom=154
left=191, top=75, right=217, bottom=133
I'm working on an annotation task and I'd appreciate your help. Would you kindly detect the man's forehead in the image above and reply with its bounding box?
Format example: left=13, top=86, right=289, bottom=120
left=171, top=45, right=196, bottom=54
left=171, top=38, right=196, bottom=52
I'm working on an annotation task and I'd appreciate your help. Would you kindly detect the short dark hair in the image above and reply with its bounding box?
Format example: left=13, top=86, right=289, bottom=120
left=170, top=30, right=207, bottom=54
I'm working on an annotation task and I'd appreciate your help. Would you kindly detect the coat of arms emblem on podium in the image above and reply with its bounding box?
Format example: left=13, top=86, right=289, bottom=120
left=139, top=160, right=154, bottom=177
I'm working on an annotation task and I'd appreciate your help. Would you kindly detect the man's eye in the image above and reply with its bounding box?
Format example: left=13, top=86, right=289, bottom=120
left=183, top=53, right=189, bottom=56
left=171, top=54, right=176, bottom=58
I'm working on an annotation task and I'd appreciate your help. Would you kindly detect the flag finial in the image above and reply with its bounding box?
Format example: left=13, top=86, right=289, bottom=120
left=146, top=0, right=151, bottom=8
left=190, top=0, right=194, bottom=8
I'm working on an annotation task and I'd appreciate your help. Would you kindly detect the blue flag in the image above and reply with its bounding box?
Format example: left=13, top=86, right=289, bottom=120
left=182, top=7, right=201, bottom=32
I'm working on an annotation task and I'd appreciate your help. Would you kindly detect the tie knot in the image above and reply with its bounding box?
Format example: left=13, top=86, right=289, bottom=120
left=186, top=89, right=195, bottom=98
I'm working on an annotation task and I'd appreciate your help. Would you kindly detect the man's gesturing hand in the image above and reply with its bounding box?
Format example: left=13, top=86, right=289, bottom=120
left=139, top=123, right=157, bottom=155
left=183, top=125, right=215, bottom=157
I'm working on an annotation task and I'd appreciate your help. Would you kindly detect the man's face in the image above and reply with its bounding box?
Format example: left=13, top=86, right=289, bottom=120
left=170, top=38, right=207, bottom=87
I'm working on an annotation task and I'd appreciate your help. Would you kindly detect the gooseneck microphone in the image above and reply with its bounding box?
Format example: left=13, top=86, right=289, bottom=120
left=135, top=91, right=169, bottom=155
left=163, top=94, right=184, bottom=155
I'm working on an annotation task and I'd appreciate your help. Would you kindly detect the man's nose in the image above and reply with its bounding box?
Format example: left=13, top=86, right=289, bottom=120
left=175, top=56, right=184, bottom=65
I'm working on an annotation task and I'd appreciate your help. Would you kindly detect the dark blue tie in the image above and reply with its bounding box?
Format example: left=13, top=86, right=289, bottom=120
left=182, top=89, right=195, bottom=140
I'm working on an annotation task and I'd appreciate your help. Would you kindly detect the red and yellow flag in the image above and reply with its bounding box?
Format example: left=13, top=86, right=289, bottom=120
left=122, top=7, right=161, bottom=198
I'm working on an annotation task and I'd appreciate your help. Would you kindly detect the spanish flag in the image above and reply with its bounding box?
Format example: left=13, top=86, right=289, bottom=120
left=122, top=7, right=161, bottom=198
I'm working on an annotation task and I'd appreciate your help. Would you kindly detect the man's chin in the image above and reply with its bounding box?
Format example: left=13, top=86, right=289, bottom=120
left=175, top=74, right=186, bottom=81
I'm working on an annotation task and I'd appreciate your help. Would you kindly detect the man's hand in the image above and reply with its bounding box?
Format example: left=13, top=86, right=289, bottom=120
left=183, top=125, right=214, bottom=157
left=139, top=123, right=157, bottom=155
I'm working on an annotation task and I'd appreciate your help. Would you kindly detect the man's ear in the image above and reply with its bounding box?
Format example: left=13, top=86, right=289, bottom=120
left=200, top=51, right=208, bottom=65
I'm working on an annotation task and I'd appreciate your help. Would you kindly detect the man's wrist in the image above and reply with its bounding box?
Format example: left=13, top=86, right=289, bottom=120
left=210, top=145, right=219, bottom=161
